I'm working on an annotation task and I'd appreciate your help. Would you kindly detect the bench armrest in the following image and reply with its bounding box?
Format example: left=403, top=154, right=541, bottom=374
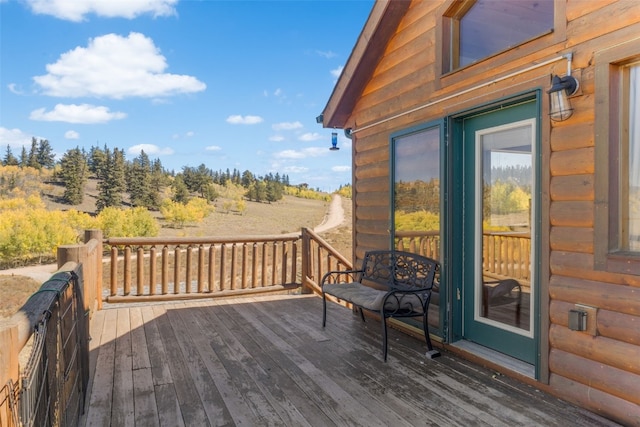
left=321, top=269, right=363, bottom=287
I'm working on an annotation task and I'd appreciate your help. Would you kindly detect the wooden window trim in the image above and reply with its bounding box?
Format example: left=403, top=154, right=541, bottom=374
left=594, top=44, right=640, bottom=275
left=435, top=1, right=566, bottom=87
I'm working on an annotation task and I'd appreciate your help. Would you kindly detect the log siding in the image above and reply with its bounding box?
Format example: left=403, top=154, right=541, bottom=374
left=322, top=0, right=640, bottom=423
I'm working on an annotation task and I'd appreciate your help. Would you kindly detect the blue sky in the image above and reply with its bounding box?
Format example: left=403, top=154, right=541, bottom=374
left=0, top=0, right=374, bottom=192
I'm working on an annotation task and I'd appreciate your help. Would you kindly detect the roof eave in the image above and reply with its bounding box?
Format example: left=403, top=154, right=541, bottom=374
left=322, top=0, right=410, bottom=130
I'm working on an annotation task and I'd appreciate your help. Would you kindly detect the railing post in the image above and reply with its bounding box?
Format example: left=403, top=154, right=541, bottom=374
left=301, top=228, right=311, bottom=294
left=85, top=229, right=103, bottom=310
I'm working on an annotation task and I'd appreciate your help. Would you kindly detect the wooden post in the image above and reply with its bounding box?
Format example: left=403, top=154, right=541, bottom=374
left=85, top=229, right=103, bottom=310
left=300, top=228, right=311, bottom=294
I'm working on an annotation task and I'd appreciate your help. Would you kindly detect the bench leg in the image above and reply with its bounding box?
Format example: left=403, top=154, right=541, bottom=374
left=358, top=307, right=365, bottom=322
left=322, top=293, right=327, bottom=328
left=381, top=315, right=389, bottom=362
left=423, top=312, right=441, bottom=359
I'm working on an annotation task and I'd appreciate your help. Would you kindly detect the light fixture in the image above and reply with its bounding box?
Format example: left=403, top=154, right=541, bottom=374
left=548, top=73, right=579, bottom=121
left=329, top=131, right=339, bottom=151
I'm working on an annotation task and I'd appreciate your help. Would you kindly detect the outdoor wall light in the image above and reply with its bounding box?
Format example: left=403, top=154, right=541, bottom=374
left=548, top=73, right=579, bottom=121
left=329, top=131, right=339, bottom=151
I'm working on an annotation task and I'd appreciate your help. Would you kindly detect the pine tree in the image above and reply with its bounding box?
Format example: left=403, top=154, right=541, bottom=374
left=27, top=137, right=39, bottom=169
left=172, top=174, right=190, bottom=203
left=59, top=147, right=88, bottom=204
left=3, top=145, right=18, bottom=166
left=96, top=148, right=126, bottom=211
left=36, top=139, right=56, bottom=169
left=126, top=150, right=152, bottom=208
left=88, top=145, right=107, bottom=177
left=19, top=146, right=28, bottom=167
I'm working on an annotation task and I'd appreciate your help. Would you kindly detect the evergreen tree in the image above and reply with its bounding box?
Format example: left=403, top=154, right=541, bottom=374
left=27, top=137, right=39, bottom=169
left=241, top=170, right=254, bottom=188
left=172, top=174, right=190, bottom=203
left=19, top=146, right=28, bottom=167
left=3, top=145, right=18, bottom=166
left=126, top=150, right=152, bottom=208
left=96, top=148, right=126, bottom=211
left=59, top=147, right=88, bottom=204
left=36, top=139, right=56, bottom=169
left=88, top=145, right=107, bottom=177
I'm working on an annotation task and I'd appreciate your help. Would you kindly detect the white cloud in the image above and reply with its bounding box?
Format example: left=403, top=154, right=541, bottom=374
left=205, top=145, right=221, bottom=151
left=30, top=103, right=126, bottom=123
left=274, top=147, right=327, bottom=159
left=24, top=0, right=178, bottom=22
left=33, top=32, right=206, bottom=99
left=0, top=127, right=41, bottom=148
left=185, top=131, right=194, bottom=137
left=283, top=166, right=308, bottom=173
left=7, top=83, right=23, bottom=95
left=274, top=88, right=283, bottom=97
left=272, top=121, right=303, bottom=131
left=128, top=143, right=174, bottom=156
left=226, top=115, right=263, bottom=125
left=65, top=130, right=80, bottom=139
left=298, top=132, right=324, bottom=142
left=269, top=135, right=285, bottom=142
left=331, top=165, right=351, bottom=172
left=331, top=65, right=344, bottom=79
left=316, top=50, right=337, bottom=59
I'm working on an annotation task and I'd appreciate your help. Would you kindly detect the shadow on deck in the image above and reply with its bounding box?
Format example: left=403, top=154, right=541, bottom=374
left=81, top=294, right=618, bottom=427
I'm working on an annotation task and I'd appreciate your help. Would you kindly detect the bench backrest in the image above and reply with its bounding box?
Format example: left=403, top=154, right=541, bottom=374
left=359, top=250, right=439, bottom=291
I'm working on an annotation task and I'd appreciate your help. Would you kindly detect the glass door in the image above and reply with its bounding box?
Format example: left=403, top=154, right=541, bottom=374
left=461, top=100, right=537, bottom=364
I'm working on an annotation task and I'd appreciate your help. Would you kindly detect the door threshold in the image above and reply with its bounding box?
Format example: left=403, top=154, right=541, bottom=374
left=448, top=340, right=535, bottom=379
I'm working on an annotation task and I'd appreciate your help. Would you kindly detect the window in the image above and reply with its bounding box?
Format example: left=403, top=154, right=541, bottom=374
left=442, top=0, right=554, bottom=73
left=595, top=45, right=640, bottom=274
left=391, top=124, right=441, bottom=261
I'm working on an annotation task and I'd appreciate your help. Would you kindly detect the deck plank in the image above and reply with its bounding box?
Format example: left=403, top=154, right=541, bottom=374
left=83, top=308, right=117, bottom=426
left=79, top=295, right=621, bottom=427
left=151, top=304, right=209, bottom=426
left=129, top=307, right=159, bottom=427
left=112, top=308, right=135, bottom=426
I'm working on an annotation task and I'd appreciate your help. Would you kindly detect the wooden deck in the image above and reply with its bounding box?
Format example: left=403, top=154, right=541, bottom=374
left=80, top=294, right=619, bottom=427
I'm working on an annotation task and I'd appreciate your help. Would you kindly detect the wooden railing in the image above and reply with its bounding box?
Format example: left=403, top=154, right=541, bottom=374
left=394, top=230, right=531, bottom=282
left=0, top=233, right=102, bottom=427
left=104, top=234, right=302, bottom=303
left=395, top=230, right=441, bottom=260
left=300, top=227, right=353, bottom=294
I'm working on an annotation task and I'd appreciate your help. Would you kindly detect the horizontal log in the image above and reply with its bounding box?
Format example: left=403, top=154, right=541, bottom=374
left=355, top=176, right=389, bottom=193
left=354, top=145, right=388, bottom=167
left=549, top=201, right=593, bottom=227
left=598, top=309, right=640, bottom=346
left=550, top=300, right=640, bottom=345
left=549, top=174, right=593, bottom=201
left=549, top=348, right=640, bottom=405
left=550, top=275, right=640, bottom=316
left=550, top=147, right=594, bottom=176
left=550, top=251, right=640, bottom=287
left=549, top=373, right=640, bottom=426
left=106, top=234, right=299, bottom=247
left=549, top=324, right=640, bottom=376
left=355, top=205, right=390, bottom=221
left=354, top=161, right=388, bottom=180
left=550, top=121, right=593, bottom=151
left=549, top=226, right=593, bottom=253
left=355, top=219, right=390, bottom=235
left=354, top=190, right=389, bottom=207
left=566, top=0, right=617, bottom=21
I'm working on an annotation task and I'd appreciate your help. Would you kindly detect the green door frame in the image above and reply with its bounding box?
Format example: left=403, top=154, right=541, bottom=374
left=446, top=92, right=542, bottom=375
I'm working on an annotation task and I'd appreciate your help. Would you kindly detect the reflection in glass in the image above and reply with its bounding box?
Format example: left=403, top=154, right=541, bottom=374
left=477, top=122, right=533, bottom=332
left=392, top=126, right=441, bottom=331
left=393, top=127, right=441, bottom=260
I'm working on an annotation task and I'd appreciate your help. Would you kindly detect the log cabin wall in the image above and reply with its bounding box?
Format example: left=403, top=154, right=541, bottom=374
left=335, top=0, right=640, bottom=424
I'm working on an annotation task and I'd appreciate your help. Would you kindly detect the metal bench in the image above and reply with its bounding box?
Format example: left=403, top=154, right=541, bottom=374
left=321, top=250, right=441, bottom=361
